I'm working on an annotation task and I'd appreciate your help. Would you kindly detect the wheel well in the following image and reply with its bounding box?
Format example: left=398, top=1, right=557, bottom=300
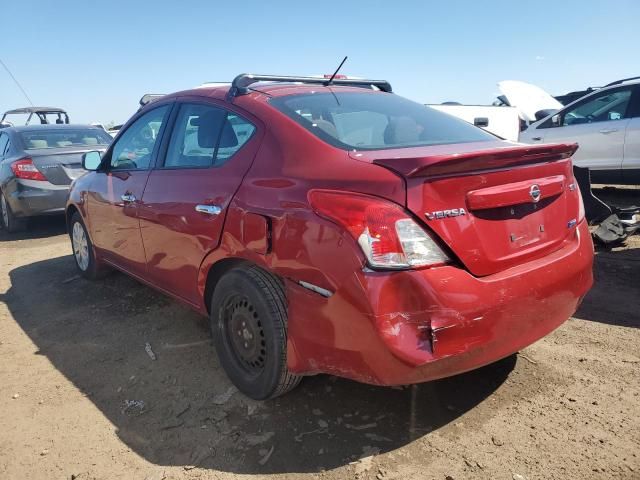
left=203, top=258, right=250, bottom=314
left=65, top=205, right=78, bottom=232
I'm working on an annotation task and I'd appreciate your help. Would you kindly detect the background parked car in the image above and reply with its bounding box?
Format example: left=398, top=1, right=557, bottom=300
left=520, top=79, right=640, bottom=184
left=0, top=124, right=111, bottom=232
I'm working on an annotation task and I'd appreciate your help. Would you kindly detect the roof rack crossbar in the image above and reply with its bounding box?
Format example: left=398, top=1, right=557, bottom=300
left=227, top=74, right=392, bottom=98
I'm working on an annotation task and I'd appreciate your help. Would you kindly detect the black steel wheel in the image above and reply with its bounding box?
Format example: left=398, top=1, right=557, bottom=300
left=223, top=294, right=267, bottom=374
left=210, top=264, right=301, bottom=400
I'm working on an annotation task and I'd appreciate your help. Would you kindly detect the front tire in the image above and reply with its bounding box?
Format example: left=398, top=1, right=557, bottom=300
left=69, top=212, right=108, bottom=279
left=1, top=191, right=27, bottom=233
left=210, top=265, right=301, bottom=400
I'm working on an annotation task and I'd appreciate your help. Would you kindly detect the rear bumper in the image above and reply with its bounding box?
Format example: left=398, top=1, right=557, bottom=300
left=287, top=220, right=594, bottom=385
left=4, top=178, right=69, bottom=217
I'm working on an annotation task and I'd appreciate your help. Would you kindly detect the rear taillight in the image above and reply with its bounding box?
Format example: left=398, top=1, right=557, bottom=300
left=308, top=190, right=450, bottom=269
left=11, top=158, right=46, bottom=181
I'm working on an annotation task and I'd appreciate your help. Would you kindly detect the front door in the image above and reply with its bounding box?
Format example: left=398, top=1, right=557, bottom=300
left=139, top=100, right=260, bottom=304
left=88, top=104, right=171, bottom=276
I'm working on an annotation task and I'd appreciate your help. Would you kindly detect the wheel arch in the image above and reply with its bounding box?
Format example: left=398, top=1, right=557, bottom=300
left=203, top=257, right=251, bottom=314
left=65, top=204, right=79, bottom=232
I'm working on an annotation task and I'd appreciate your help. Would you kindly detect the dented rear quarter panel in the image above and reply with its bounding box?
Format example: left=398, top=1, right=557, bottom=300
left=68, top=86, right=594, bottom=387
left=195, top=95, right=594, bottom=384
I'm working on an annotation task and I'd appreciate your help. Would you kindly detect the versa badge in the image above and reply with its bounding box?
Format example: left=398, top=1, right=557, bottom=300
left=425, top=208, right=467, bottom=220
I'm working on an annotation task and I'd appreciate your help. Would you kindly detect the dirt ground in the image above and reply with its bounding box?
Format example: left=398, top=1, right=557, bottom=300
left=0, top=187, right=638, bottom=480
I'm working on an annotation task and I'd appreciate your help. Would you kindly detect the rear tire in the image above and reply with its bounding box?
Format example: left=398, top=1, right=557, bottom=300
left=1, top=191, right=27, bottom=233
left=69, top=212, right=109, bottom=280
left=210, top=265, right=301, bottom=400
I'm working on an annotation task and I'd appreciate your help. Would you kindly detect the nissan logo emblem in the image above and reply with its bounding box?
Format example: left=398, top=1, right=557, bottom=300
left=530, top=184, right=541, bottom=203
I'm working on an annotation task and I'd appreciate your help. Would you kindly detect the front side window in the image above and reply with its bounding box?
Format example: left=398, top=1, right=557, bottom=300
left=270, top=92, right=495, bottom=150
left=164, top=103, right=255, bottom=168
left=110, top=105, right=169, bottom=170
left=562, top=88, right=632, bottom=126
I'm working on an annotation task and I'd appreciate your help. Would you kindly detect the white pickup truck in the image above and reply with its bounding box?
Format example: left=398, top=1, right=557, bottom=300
left=427, top=80, right=563, bottom=142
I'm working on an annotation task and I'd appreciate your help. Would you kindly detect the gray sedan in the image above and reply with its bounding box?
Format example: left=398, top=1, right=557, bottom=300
left=0, top=124, right=111, bottom=232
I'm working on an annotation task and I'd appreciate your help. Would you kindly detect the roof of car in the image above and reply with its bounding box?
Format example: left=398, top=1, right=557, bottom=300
left=3, top=107, right=68, bottom=114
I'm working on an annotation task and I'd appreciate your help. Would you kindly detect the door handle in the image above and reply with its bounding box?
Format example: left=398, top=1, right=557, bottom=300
left=599, top=128, right=618, bottom=134
left=120, top=193, right=136, bottom=203
left=531, top=136, right=542, bottom=141
left=195, top=204, right=222, bottom=216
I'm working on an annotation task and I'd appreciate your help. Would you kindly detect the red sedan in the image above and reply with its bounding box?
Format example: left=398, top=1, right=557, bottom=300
left=66, top=75, right=593, bottom=399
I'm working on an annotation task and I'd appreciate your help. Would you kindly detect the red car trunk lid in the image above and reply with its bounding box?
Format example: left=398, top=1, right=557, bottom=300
left=350, top=141, right=582, bottom=276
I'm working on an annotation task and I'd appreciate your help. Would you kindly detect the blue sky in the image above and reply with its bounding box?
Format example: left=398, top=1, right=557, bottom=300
left=2, top=0, right=639, bottom=125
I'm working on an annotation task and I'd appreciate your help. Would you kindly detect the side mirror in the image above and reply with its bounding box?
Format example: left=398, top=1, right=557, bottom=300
left=82, top=151, right=102, bottom=171
left=551, top=114, right=561, bottom=127
left=535, top=109, right=558, bottom=121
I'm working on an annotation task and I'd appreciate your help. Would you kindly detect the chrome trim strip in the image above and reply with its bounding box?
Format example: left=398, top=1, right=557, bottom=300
left=298, top=280, right=333, bottom=298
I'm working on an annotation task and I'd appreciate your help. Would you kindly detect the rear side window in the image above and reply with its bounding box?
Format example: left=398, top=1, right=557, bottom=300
left=270, top=92, right=494, bottom=150
left=164, top=103, right=255, bottom=168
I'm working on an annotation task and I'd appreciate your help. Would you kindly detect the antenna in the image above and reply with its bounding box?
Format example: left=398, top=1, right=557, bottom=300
left=325, top=56, right=348, bottom=86
left=0, top=57, right=34, bottom=106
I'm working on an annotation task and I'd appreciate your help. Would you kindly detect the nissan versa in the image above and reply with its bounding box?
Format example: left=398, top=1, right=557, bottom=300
left=65, top=75, right=594, bottom=400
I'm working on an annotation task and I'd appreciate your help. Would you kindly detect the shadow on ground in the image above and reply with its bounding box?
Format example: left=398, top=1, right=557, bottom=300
left=575, top=245, right=640, bottom=329
left=1, top=255, right=516, bottom=474
left=591, top=186, right=639, bottom=209
left=0, top=215, right=67, bottom=241
left=572, top=185, right=640, bottom=328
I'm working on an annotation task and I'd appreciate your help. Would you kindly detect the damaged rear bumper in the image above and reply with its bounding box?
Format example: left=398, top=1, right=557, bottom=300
left=286, top=220, right=593, bottom=385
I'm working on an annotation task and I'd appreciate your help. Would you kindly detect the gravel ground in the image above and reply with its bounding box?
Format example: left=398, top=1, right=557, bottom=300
left=0, top=196, right=638, bottom=479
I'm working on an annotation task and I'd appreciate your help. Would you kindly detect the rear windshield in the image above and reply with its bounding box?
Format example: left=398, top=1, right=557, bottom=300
left=20, top=129, right=112, bottom=149
left=269, top=92, right=495, bottom=150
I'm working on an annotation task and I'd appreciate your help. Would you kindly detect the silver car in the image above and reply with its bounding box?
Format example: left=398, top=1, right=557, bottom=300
left=520, top=78, right=640, bottom=184
left=0, top=125, right=111, bottom=232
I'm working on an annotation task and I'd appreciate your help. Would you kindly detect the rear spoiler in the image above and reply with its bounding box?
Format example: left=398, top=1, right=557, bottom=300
left=373, top=143, right=579, bottom=178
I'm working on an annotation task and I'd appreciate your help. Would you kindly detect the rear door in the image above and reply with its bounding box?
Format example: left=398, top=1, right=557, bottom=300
left=87, top=104, right=172, bottom=277
left=139, top=98, right=261, bottom=304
